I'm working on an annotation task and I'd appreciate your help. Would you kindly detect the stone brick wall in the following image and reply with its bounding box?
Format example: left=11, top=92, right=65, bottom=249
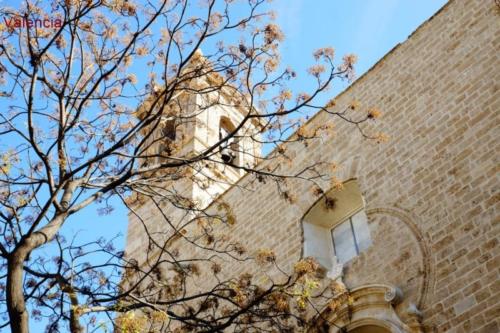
left=126, top=0, right=500, bottom=331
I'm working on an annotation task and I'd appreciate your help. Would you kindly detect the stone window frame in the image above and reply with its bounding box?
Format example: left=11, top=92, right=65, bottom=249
left=302, top=179, right=371, bottom=278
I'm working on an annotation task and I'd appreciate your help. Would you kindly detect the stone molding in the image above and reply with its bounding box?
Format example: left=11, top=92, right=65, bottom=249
left=316, top=284, right=423, bottom=333
left=365, top=207, right=434, bottom=309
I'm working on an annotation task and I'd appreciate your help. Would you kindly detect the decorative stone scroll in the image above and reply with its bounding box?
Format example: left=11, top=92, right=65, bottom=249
left=384, top=286, right=403, bottom=304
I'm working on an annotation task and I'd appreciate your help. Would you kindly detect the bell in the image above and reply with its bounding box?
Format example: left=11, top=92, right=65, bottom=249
left=221, top=151, right=234, bottom=164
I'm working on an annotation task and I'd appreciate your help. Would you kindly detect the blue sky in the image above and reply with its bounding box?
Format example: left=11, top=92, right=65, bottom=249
left=0, top=0, right=447, bottom=331
left=274, top=0, right=447, bottom=97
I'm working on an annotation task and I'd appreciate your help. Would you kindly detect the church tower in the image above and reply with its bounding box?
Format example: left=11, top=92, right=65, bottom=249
left=124, top=50, right=262, bottom=263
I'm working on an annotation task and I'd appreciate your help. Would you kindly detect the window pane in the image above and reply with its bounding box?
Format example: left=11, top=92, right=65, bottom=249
left=332, top=221, right=357, bottom=264
left=351, top=210, right=372, bottom=252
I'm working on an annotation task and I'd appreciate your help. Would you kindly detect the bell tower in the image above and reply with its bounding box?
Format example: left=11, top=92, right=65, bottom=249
left=124, top=50, right=262, bottom=262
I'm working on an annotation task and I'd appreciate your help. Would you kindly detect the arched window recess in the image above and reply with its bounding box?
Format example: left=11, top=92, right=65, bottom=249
left=219, top=117, right=240, bottom=166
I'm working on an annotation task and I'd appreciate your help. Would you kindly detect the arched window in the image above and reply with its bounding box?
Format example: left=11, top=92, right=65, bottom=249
left=162, top=119, right=176, bottom=141
left=160, top=118, right=176, bottom=156
left=219, top=117, right=239, bottom=166
left=302, top=180, right=371, bottom=276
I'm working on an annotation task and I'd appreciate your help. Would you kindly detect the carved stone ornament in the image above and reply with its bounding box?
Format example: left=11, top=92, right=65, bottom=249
left=310, top=284, right=423, bottom=333
left=384, top=286, right=403, bottom=304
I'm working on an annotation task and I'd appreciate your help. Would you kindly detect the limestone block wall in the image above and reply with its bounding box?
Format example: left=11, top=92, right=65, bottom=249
left=196, top=0, right=498, bottom=331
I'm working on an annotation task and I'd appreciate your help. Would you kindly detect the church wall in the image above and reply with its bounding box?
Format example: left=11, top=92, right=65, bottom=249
left=199, top=0, right=499, bottom=332
left=125, top=0, right=499, bottom=331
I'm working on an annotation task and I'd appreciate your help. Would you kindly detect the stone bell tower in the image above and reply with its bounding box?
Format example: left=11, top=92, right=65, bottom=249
left=124, top=50, right=262, bottom=263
